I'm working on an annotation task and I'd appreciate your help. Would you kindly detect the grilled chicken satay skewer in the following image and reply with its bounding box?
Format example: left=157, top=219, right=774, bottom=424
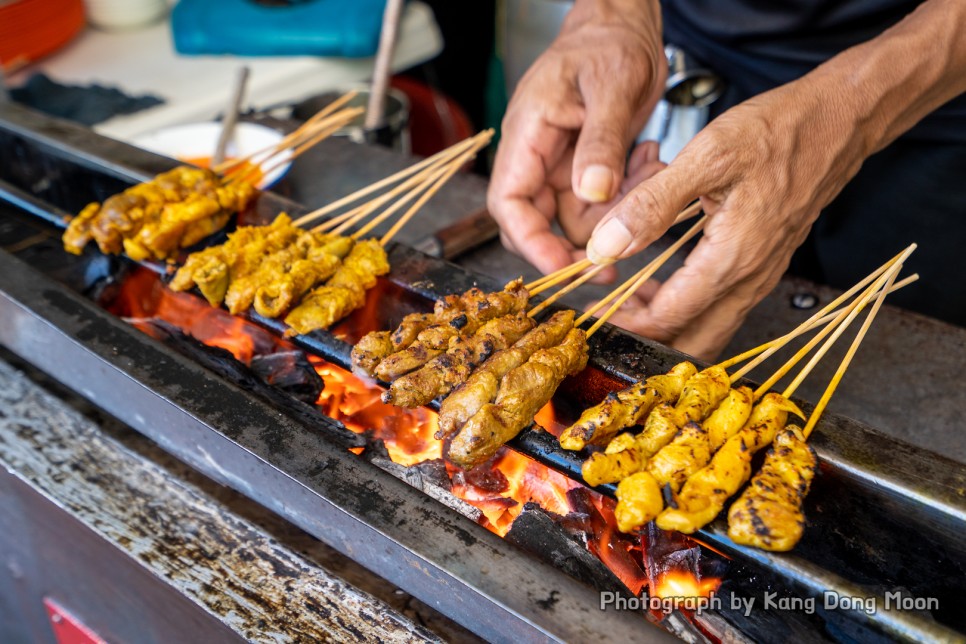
left=654, top=256, right=911, bottom=536
left=434, top=262, right=655, bottom=440
left=444, top=217, right=707, bottom=470
left=559, top=247, right=916, bottom=452
left=575, top=244, right=917, bottom=486
left=727, top=262, right=900, bottom=551
left=284, top=132, right=494, bottom=336
left=379, top=258, right=614, bottom=406
left=613, top=250, right=914, bottom=531
left=354, top=255, right=593, bottom=382
left=172, top=132, right=491, bottom=328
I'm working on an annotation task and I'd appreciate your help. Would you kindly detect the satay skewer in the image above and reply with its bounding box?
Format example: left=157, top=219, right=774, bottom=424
left=577, top=247, right=914, bottom=483
left=654, top=258, right=909, bottom=536
left=727, top=263, right=900, bottom=550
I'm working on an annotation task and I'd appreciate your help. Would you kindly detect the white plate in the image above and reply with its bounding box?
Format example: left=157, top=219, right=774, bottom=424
left=131, top=121, right=292, bottom=189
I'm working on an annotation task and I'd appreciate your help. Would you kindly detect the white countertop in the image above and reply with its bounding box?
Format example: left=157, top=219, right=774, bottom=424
left=8, top=1, right=443, bottom=143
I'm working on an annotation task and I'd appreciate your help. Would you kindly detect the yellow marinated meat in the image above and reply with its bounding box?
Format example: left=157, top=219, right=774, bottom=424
left=581, top=366, right=731, bottom=487
left=656, top=393, right=804, bottom=534
left=436, top=310, right=574, bottom=440
left=283, top=240, right=389, bottom=335
left=611, top=386, right=754, bottom=533
left=559, top=361, right=697, bottom=451
left=253, top=254, right=342, bottom=318
left=447, top=328, right=588, bottom=469
left=383, top=312, right=536, bottom=407
left=727, top=425, right=817, bottom=551
left=64, top=165, right=255, bottom=260
left=650, top=386, right=754, bottom=490
left=62, top=203, right=101, bottom=255
left=614, top=472, right=664, bottom=533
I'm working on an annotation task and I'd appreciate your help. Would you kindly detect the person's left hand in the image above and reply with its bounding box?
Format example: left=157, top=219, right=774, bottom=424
left=585, top=72, right=875, bottom=360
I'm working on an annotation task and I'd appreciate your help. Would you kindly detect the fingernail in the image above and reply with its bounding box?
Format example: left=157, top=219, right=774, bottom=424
left=577, top=165, right=614, bottom=203
left=587, top=218, right=632, bottom=263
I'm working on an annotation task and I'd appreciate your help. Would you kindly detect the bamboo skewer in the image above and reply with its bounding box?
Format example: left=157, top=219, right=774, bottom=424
left=322, top=136, right=483, bottom=236
left=749, top=255, right=908, bottom=400
left=802, top=266, right=898, bottom=438
left=720, top=244, right=916, bottom=380
left=225, top=107, right=363, bottom=187
left=293, top=134, right=482, bottom=228
left=215, top=92, right=359, bottom=175
left=526, top=259, right=593, bottom=294
left=524, top=200, right=703, bottom=293
left=528, top=263, right=609, bottom=316
left=782, top=261, right=903, bottom=401
left=379, top=133, right=494, bottom=245
left=581, top=216, right=708, bottom=336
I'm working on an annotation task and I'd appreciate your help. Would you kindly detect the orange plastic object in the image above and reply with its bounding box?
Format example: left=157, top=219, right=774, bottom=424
left=0, top=0, right=86, bottom=69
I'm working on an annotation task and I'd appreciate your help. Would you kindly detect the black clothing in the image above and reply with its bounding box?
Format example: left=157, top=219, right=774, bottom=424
left=661, top=0, right=966, bottom=327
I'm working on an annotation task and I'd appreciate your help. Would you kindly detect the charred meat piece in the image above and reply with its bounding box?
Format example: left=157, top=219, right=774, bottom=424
left=373, top=279, right=530, bottom=381
left=447, top=327, right=588, bottom=470
left=382, top=311, right=536, bottom=407
left=436, top=310, right=574, bottom=440
left=727, top=425, right=817, bottom=551
left=559, top=361, right=697, bottom=450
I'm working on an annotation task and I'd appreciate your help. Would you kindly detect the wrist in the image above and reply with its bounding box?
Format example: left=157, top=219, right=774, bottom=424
left=809, top=0, right=966, bottom=154
left=567, top=0, right=660, bottom=36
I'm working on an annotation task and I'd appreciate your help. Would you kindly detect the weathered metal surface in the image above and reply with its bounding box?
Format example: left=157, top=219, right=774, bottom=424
left=0, top=359, right=442, bottom=643
left=2, top=102, right=966, bottom=640
left=0, top=250, right=673, bottom=643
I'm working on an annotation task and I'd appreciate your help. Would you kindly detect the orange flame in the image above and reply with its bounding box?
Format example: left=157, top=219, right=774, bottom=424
left=652, top=570, right=721, bottom=599
left=107, top=267, right=724, bottom=607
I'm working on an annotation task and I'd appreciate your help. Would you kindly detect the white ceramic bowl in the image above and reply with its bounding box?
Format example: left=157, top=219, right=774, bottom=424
left=131, top=121, right=292, bottom=189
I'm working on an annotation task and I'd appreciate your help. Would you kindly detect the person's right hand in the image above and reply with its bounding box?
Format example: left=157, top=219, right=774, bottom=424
left=487, top=0, right=666, bottom=276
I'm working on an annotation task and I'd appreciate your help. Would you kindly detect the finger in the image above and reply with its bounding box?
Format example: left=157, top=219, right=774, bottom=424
left=585, top=146, right=717, bottom=264
left=488, top=119, right=575, bottom=274
left=670, top=263, right=787, bottom=361
left=626, top=140, right=661, bottom=177
left=619, top=229, right=740, bottom=343
left=571, top=80, right=645, bottom=204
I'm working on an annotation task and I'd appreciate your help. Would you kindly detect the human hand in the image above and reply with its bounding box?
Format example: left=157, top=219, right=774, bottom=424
left=487, top=0, right=666, bottom=277
left=585, top=75, right=875, bottom=360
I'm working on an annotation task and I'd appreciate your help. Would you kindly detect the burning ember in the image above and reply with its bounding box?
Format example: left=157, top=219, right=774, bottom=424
left=105, top=266, right=722, bottom=603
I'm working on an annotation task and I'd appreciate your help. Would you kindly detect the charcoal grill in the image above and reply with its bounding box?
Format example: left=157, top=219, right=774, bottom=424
left=1, top=102, right=964, bottom=643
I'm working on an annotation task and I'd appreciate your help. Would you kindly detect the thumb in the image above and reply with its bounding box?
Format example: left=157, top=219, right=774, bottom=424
left=586, top=160, right=709, bottom=264
left=572, top=89, right=642, bottom=204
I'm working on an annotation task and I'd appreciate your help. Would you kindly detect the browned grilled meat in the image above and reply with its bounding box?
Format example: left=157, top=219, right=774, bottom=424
left=373, top=279, right=530, bottom=381
left=436, top=310, right=574, bottom=440
left=382, top=311, right=536, bottom=407
left=447, top=327, right=588, bottom=469
left=350, top=312, right=436, bottom=377
left=727, top=425, right=817, bottom=551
